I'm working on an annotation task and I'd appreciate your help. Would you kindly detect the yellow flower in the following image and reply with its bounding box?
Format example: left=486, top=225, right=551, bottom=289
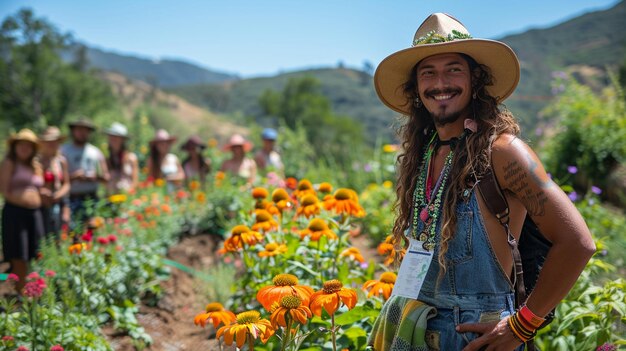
left=292, top=179, right=316, bottom=199
left=216, top=310, right=274, bottom=348
left=194, top=302, right=237, bottom=329
left=256, top=273, right=314, bottom=311
left=382, top=144, right=399, bottom=153
left=89, top=216, right=105, bottom=229
left=271, top=188, right=292, bottom=211
left=223, top=225, right=263, bottom=252
left=258, top=242, right=288, bottom=257
left=108, top=194, right=127, bottom=204
left=154, top=178, right=166, bottom=187
left=318, top=182, right=333, bottom=194
left=252, top=209, right=278, bottom=232
left=299, top=218, right=337, bottom=241
left=270, top=295, right=312, bottom=328
left=323, top=188, right=365, bottom=217
left=340, top=247, right=365, bottom=264
left=377, top=235, right=405, bottom=266
left=382, top=180, right=393, bottom=189
left=295, top=194, right=320, bottom=218
left=208, top=138, right=218, bottom=148
left=363, top=272, right=396, bottom=300
left=196, top=192, right=206, bottom=203
left=309, top=279, right=357, bottom=317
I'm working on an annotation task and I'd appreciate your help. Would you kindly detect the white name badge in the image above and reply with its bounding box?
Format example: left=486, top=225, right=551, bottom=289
left=391, top=238, right=434, bottom=300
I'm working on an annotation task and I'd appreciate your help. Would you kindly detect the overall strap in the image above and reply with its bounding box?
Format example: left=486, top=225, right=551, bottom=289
left=476, top=167, right=536, bottom=351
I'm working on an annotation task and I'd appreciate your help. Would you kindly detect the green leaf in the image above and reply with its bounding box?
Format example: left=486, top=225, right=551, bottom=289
left=334, top=305, right=380, bottom=326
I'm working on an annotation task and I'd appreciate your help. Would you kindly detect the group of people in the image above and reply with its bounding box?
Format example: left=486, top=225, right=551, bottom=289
left=0, top=117, right=283, bottom=292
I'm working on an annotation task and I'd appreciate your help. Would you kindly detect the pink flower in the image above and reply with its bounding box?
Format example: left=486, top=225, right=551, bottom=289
left=23, top=278, right=46, bottom=298
left=17, top=346, right=29, bottom=351
left=45, top=270, right=56, bottom=278
left=463, top=118, right=478, bottom=133
left=107, top=234, right=118, bottom=243
left=7, top=273, right=19, bottom=282
left=96, top=237, right=109, bottom=245
left=50, top=345, right=65, bottom=351
left=596, top=343, right=617, bottom=351
left=26, top=272, right=40, bottom=281
left=1, top=335, right=14, bottom=341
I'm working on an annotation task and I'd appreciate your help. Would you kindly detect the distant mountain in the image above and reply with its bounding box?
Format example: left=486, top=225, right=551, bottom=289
left=502, top=0, right=626, bottom=128
left=169, top=1, right=625, bottom=139
left=66, top=45, right=239, bottom=87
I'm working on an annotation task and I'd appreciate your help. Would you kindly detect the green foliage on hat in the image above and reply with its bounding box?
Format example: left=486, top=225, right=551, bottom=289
left=413, top=30, right=473, bottom=46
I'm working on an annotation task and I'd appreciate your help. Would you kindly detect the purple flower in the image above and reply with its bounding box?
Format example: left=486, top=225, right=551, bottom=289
left=364, top=163, right=373, bottom=172
left=360, top=261, right=369, bottom=269
left=567, top=166, right=578, bottom=174
left=534, top=127, right=543, bottom=136
left=596, top=343, right=617, bottom=351
left=551, top=71, right=568, bottom=79
left=568, top=191, right=579, bottom=202
left=588, top=198, right=595, bottom=206
left=591, top=186, right=602, bottom=195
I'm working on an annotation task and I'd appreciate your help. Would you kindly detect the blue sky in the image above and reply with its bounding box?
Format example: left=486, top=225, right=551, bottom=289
left=0, top=0, right=620, bottom=77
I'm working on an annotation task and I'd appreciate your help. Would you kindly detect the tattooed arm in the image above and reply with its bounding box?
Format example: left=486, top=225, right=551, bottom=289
left=492, top=134, right=596, bottom=317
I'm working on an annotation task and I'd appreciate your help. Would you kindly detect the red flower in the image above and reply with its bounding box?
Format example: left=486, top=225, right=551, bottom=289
left=97, top=237, right=109, bottom=245
left=23, top=278, right=46, bottom=298
left=108, top=234, right=118, bottom=243
left=50, top=345, right=65, bottom=351
left=44, top=270, right=56, bottom=278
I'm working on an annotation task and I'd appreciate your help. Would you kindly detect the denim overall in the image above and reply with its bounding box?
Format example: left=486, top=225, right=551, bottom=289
left=413, top=189, right=519, bottom=350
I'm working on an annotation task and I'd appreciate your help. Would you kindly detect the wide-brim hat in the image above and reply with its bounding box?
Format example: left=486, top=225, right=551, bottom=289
left=222, top=134, right=253, bottom=152
left=8, top=129, right=40, bottom=150
left=105, top=122, right=129, bottom=138
left=150, top=129, right=177, bottom=145
left=181, top=135, right=206, bottom=150
left=374, top=13, right=520, bottom=115
left=68, top=117, right=97, bottom=131
left=38, top=126, right=66, bottom=142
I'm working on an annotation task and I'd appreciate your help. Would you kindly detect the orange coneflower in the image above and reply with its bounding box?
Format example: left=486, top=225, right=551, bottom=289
left=154, top=178, right=166, bottom=187
left=285, top=177, right=298, bottom=190
left=194, top=302, right=237, bottom=329
left=269, top=295, right=312, bottom=328
left=189, top=180, right=201, bottom=191
left=323, top=188, right=365, bottom=217
left=271, top=188, right=293, bottom=211
left=258, top=242, right=288, bottom=257
left=68, top=243, right=86, bottom=255
left=196, top=192, right=206, bottom=203
left=309, top=279, right=357, bottom=317
left=295, top=194, right=321, bottom=218
left=318, top=182, right=333, bottom=194
left=223, top=225, right=264, bottom=252
left=292, top=179, right=316, bottom=199
left=216, top=310, right=274, bottom=348
left=256, top=273, right=314, bottom=311
left=362, top=272, right=396, bottom=300
left=252, top=187, right=269, bottom=200
left=340, top=247, right=365, bottom=264
left=252, top=209, right=278, bottom=232
left=377, top=235, right=405, bottom=266
left=299, top=218, right=337, bottom=241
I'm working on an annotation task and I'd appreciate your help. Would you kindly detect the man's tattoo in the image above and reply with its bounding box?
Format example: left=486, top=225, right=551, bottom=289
left=503, top=155, right=552, bottom=217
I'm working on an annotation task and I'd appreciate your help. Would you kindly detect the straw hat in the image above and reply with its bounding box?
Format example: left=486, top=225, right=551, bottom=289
left=8, top=129, right=39, bottom=149
left=222, top=134, right=253, bottom=152
left=39, top=126, right=66, bottom=142
left=150, top=129, right=177, bottom=145
left=104, top=122, right=129, bottom=138
left=68, top=117, right=97, bottom=131
left=181, top=135, right=206, bottom=150
left=374, top=13, right=520, bottom=115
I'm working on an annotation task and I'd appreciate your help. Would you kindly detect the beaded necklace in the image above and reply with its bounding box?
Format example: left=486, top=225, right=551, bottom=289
left=411, top=133, right=456, bottom=251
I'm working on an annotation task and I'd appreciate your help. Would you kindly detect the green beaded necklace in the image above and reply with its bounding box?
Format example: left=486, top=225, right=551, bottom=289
left=411, top=133, right=456, bottom=251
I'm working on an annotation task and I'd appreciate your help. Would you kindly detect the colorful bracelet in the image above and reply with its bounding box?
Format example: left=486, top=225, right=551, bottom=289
left=507, top=313, right=536, bottom=342
left=519, top=305, right=546, bottom=329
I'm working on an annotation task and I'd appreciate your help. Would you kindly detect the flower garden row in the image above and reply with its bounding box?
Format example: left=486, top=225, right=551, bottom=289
left=1, top=172, right=624, bottom=350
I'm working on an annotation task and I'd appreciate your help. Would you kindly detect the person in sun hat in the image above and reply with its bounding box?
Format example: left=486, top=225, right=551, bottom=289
left=180, top=135, right=211, bottom=186
left=105, top=122, right=139, bottom=194
left=367, top=13, right=594, bottom=350
left=61, top=116, right=110, bottom=231
left=219, top=133, right=257, bottom=186
left=37, top=126, right=71, bottom=237
left=146, top=129, right=185, bottom=189
left=254, top=128, right=284, bottom=177
left=0, top=129, right=45, bottom=293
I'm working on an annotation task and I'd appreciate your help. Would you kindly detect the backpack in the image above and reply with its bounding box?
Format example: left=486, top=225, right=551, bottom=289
left=476, top=165, right=555, bottom=350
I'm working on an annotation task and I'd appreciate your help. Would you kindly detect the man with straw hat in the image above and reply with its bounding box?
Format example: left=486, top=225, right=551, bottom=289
left=368, top=13, right=595, bottom=350
left=61, top=117, right=110, bottom=230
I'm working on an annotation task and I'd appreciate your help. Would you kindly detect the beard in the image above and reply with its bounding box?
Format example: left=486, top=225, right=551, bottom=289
left=423, top=87, right=471, bottom=126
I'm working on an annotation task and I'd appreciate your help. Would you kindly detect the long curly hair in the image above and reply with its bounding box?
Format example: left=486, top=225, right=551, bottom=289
left=391, top=54, right=520, bottom=275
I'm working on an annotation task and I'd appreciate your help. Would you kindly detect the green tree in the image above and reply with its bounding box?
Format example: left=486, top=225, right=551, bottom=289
left=0, top=8, right=114, bottom=131
left=259, top=76, right=365, bottom=168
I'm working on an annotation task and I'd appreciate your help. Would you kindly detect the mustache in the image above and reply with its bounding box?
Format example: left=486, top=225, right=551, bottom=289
left=424, top=88, right=462, bottom=97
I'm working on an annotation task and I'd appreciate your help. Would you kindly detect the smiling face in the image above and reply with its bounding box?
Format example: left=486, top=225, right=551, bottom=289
left=14, top=140, right=36, bottom=162
left=416, top=53, right=473, bottom=126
